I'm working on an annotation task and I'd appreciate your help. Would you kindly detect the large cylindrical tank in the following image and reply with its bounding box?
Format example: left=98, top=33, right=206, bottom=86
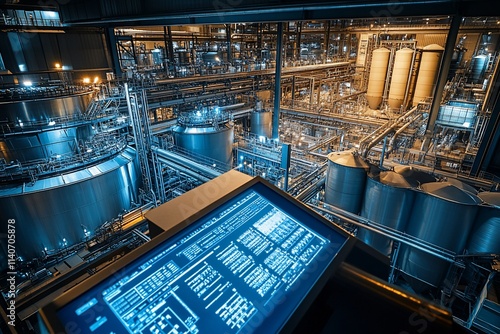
left=0, top=147, right=139, bottom=264
left=0, top=86, right=139, bottom=271
left=388, top=48, right=414, bottom=109
left=397, top=182, right=480, bottom=290
left=325, top=151, right=369, bottom=214
left=173, top=108, right=234, bottom=169
left=467, top=192, right=500, bottom=254
left=0, top=90, right=93, bottom=123
left=250, top=111, right=273, bottom=138
left=470, top=55, right=488, bottom=83
left=357, top=170, right=417, bottom=256
left=366, top=48, right=391, bottom=109
left=412, top=44, right=444, bottom=106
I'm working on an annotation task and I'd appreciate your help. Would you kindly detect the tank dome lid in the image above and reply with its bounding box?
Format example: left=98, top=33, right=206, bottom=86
left=397, top=47, right=414, bottom=53
left=421, top=182, right=481, bottom=205
left=446, top=177, right=479, bottom=195
left=378, top=170, right=419, bottom=188
left=393, top=165, right=436, bottom=185
left=373, top=47, right=391, bottom=53
left=478, top=192, right=500, bottom=208
left=423, top=44, right=445, bottom=51
left=327, top=150, right=369, bottom=169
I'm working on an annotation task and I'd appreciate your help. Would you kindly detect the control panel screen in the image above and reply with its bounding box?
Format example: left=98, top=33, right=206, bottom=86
left=55, top=182, right=347, bottom=333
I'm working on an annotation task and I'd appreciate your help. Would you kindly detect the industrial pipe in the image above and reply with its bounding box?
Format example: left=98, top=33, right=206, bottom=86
left=151, top=146, right=221, bottom=179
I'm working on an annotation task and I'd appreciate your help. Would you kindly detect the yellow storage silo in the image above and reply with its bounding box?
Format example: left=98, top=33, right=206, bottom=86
left=388, top=48, right=414, bottom=109
left=366, top=47, right=391, bottom=109
left=412, top=44, right=444, bottom=106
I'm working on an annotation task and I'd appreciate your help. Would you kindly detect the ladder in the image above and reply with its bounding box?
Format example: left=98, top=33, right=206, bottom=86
left=125, top=84, right=156, bottom=204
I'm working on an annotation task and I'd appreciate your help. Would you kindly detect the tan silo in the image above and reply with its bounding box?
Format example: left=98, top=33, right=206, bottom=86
left=388, top=48, right=414, bottom=109
left=366, top=47, right=391, bottom=109
left=412, top=44, right=444, bottom=106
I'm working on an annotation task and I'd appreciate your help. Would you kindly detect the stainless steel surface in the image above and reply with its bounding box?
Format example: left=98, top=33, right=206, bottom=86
left=467, top=205, right=500, bottom=254
left=357, top=171, right=416, bottom=256
left=366, top=47, right=390, bottom=109
left=0, top=125, right=93, bottom=163
left=325, top=151, right=369, bottom=214
left=0, top=92, right=93, bottom=123
left=172, top=108, right=234, bottom=169
left=250, top=111, right=273, bottom=138
left=397, top=182, right=480, bottom=290
left=467, top=192, right=500, bottom=254
left=0, top=147, right=139, bottom=263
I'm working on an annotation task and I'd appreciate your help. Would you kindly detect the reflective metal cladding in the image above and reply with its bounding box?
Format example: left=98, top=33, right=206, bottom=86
left=397, top=182, right=480, bottom=290
left=325, top=150, right=369, bottom=214
left=357, top=170, right=416, bottom=256
left=467, top=192, right=500, bottom=254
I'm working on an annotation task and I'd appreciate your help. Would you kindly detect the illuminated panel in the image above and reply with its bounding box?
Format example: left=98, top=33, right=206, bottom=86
left=55, top=183, right=347, bottom=333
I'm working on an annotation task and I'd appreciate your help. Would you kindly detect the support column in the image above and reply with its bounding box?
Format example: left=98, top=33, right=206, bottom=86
left=296, top=21, right=302, bottom=61
left=106, top=27, right=123, bottom=77
left=273, top=22, right=284, bottom=141
left=424, top=15, right=461, bottom=146
left=167, top=26, right=175, bottom=64
left=324, top=20, right=331, bottom=61
left=162, top=26, right=170, bottom=70
left=226, top=24, right=232, bottom=64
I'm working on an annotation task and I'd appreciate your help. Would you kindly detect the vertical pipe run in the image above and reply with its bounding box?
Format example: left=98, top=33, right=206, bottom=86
left=273, top=22, right=284, bottom=140
left=226, top=24, right=232, bottom=64
left=106, top=28, right=123, bottom=77
left=324, top=20, right=331, bottom=61
left=167, top=26, right=175, bottom=64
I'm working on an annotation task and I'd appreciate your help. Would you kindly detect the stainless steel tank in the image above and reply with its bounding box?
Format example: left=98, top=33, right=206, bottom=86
left=0, top=147, right=139, bottom=262
left=325, top=150, right=369, bottom=214
left=366, top=47, right=391, bottom=110
left=250, top=110, right=273, bottom=138
left=172, top=107, right=234, bottom=169
left=357, top=170, right=417, bottom=256
left=397, top=182, right=480, bottom=291
left=0, top=90, right=93, bottom=122
left=412, top=44, right=444, bottom=106
left=388, top=48, right=414, bottom=109
left=467, top=192, right=500, bottom=254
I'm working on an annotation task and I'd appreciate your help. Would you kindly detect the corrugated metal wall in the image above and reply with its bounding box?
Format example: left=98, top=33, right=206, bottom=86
left=0, top=30, right=111, bottom=73
left=415, top=33, right=446, bottom=47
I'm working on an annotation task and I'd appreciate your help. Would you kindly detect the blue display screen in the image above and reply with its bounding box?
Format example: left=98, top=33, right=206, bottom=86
left=56, top=183, right=347, bottom=333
